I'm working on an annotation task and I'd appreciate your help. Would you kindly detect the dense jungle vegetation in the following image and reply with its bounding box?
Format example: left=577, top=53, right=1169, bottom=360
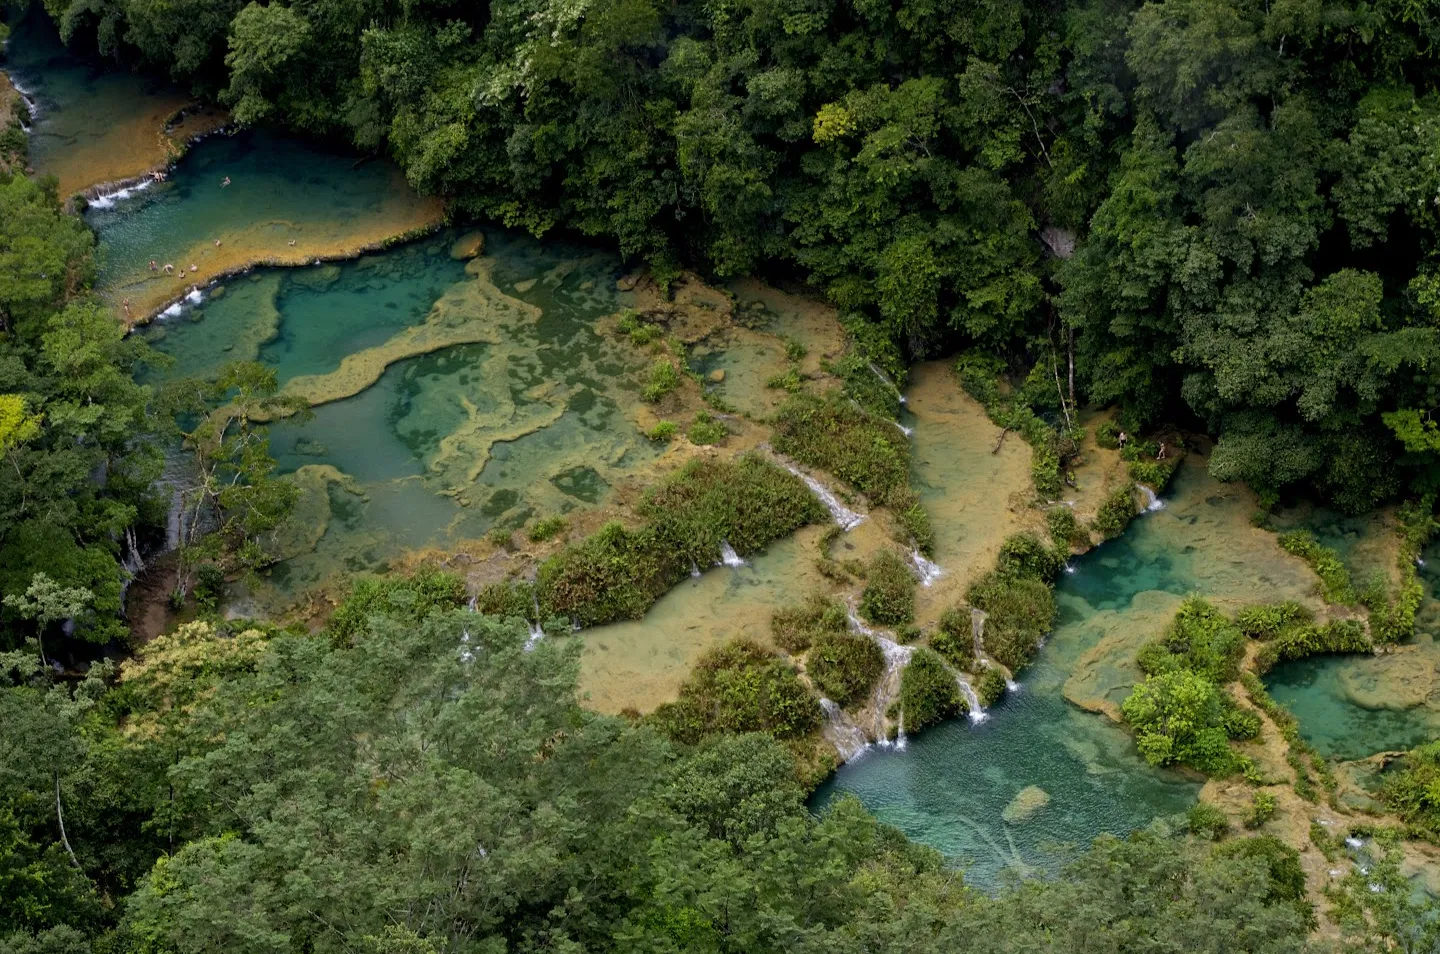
left=1, top=575, right=1416, bottom=952
left=34, top=0, right=1440, bottom=513
left=8, top=0, right=1440, bottom=946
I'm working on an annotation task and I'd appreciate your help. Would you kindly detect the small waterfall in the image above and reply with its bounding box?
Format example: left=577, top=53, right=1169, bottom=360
left=690, top=560, right=702, bottom=578
left=868, top=362, right=907, bottom=405
left=894, top=710, right=907, bottom=750
left=820, top=698, right=870, bottom=762
left=910, top=549, right=943, bottom=587
left=459, top=628, right=474, bottom=663
left=718, top=541, right=746, bottom=567
left=525, top=621, right=545, bottom=651
left=466, top=594, right=478, bottom=613
left=186, top=286, right=204, bottom=305
left=776, top=458, right=865, bottom=530
left=87, top=177, right=156, bottom=210
left=971, top=608, right=988, bottom=660
left=1006, top=677, right=1020, bottom=692
left=161, top=301, right=184, bottom=319
left=849, top=606, right=914, bottom=744
left=892, top=419, right=914, bottom=438
left=1063, top=562, right=1076, bottom=574
left=121, top=527, right=145, bottom=577
left=1137, top=483, right=1165, bottom=512
left=954, top=673, right=987, bottom=723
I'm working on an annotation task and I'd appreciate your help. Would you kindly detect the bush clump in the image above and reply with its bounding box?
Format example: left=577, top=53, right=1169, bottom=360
left=977, top=667, right=1008, bottom=706
left=1245, top=790, right=1278, bottom=829
left=1277, top=530, right=1356, bottom=605
left=889, top=486, right=934, bottom=555
left=1235, top=601, right=1312, bottom=641
left=930, top=608, right=975, bottom=671
left=1380, top=740, right=1440, bottom=842
left=1187, top=801, right=1231, bottom=839
left=772, top=392, right=909, bottom=504
left=687, top=411, right=727, bottom=445
left=528, top=514, right=568, bottom=542
left=770, top=594, right=847, bottom=653
left=1123, top=599, right=1261, bottom=777
left=1135, top=597, right=1247, bottom=684
left=1047, top=506, right=1087, bottom=550
left=1092, top=484, right=1138, bottom=539
left=859, top=549, right=916, bottom=625
left=807, top=630, right=884, bottom=709
left=651, top=638, right=822, bottom=744
left=646, top=420, right=678, bottom=441
left=327, top=568, right=467, bottom=647
left=538, top=454, right=824, bottom=625
left=898, top=647, right=963, bottom=732
left=642, top=358, right=682, bottom=402
left=1123, top=669, right=1250, bottom=776
left=967, top=572, right=1055, bottom=672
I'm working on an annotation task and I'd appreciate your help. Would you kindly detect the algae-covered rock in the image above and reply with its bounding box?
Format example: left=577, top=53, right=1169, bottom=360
left=451, top=230, right=485, bottom=260
left=708, top=369, right=726, bottom=383
left=1002, top=785, right=1052, bottom=824
left=289, top=263, right=342, bottom=290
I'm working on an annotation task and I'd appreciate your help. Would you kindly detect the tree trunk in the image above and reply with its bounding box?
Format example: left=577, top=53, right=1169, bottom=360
left=55, top=771, right=79, bottom=868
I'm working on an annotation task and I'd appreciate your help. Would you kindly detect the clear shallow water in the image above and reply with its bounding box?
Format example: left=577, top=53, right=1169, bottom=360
left=814, top=463, right=1320, bottom=888
left=86, top=128, right=438, bottom=313
left=1265, top=555, right=1440, bottom=761
left=2, top=11, right=193, bottom=196
left=138, top=221, right=662, bottom=599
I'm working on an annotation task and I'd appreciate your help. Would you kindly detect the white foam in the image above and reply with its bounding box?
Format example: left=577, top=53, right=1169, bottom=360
left=717, top=541, right=746, bottom=568
left=910, top=549, right=943, bottom=587
left=1137, top=483, right=1165, bottom=512
left=776, top=458, right=864, bottom=530
left=525, top=621, right=545, bottom=651
left=162, top=302, right=184, bottom=318
left=88, top=177, right=155, bottom=210
left=819, top=698, right=870, bottom=762
left=186, top=287, right=204, bottom=305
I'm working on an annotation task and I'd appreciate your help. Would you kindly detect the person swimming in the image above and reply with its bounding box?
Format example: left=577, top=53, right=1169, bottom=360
left=220, top=176, right=231, bottom=187
left=163, top=263, right=174, bottom=274
left=149, top=260, right=157, bottom=272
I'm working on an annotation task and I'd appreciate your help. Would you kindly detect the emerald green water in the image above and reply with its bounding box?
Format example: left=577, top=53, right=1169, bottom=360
left=1265, top=556, right=1440, bottom=761
left=85, top=128, right=433, bottom=295
left=135, top=193, right=659, bottom=596
left=2, top=11, right=189, bottom=196
left=814, top=464, right=1319, bottom=888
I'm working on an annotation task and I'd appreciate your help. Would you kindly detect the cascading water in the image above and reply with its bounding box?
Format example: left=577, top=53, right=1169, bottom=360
left=954, top=673, right=987, bottom=723
left=1136, top=483, right=1165, bottom=512
left=848, top=606, right=914, bottom=745
left=971, top=607, right=988, bottom=660
left=820, top=698, right=870, bottom=762
left=87, top=177, right=155, bottom=210
left=892, top=419, right=914, bottom=438
left=774, top=456, right=865, bottom=530
left=525, top=621, right=545, bottom=651
left=868, top=362, right=907, bottom=405
left=718, top=541, right=746, bottom=567
left=910, top=549, right=943, bottom=586
left=690, top=560, right=702, bottom=578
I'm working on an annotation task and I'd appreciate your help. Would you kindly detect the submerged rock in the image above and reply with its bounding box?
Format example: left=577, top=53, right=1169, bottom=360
left=451, top=230, right=485, bottom=260
left=1002, top=785, right=1052, bottom=824
left=708, top=369, right=726, bottom=383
